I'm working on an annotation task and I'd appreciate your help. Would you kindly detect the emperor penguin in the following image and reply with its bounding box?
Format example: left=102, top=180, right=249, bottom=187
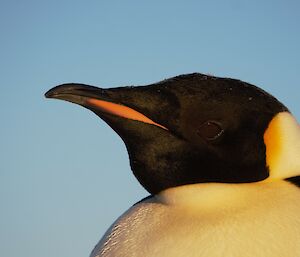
left=45, top=73, right=300, bottom=257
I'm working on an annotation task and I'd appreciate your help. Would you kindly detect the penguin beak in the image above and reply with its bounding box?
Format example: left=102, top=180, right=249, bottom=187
left=45, top=83, right=167, bottom=130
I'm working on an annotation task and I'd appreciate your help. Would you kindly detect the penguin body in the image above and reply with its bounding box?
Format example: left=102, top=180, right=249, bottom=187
left=45, top=73, right=300, bottom=257
left=91, top=181, right=300, bottom=257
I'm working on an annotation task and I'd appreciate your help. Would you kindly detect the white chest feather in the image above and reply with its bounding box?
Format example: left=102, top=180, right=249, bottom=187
left=90, top=181, right=300, bottom=257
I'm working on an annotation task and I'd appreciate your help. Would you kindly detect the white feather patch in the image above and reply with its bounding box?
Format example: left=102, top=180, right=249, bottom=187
left=91, top=182, right=300, bottom=257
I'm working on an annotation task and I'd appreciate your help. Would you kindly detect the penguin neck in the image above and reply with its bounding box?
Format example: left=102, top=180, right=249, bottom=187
left=156, top=181, right=296, bottom=210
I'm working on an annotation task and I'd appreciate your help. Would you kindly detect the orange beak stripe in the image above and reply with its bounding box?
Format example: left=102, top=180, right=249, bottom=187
left=87, top=98, right=167, bottom=130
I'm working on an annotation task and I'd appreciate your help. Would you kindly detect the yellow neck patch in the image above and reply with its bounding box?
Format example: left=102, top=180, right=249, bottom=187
left=264, top=112, right=300, bottom=180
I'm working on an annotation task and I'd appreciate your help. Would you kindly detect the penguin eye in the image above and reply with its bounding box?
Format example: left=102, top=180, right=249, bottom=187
left=197, top=121, right=224, bottom=141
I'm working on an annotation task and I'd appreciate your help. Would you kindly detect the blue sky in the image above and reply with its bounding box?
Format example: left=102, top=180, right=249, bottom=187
left=1, top=1, right=299, bottom=257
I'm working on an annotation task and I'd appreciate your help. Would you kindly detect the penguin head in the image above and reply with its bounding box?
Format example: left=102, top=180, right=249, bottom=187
left=45, top=73, right=300, bottom=194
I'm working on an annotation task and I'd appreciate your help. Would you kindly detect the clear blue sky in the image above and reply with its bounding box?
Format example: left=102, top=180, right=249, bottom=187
left=1, top=1, right=299, bottom=257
